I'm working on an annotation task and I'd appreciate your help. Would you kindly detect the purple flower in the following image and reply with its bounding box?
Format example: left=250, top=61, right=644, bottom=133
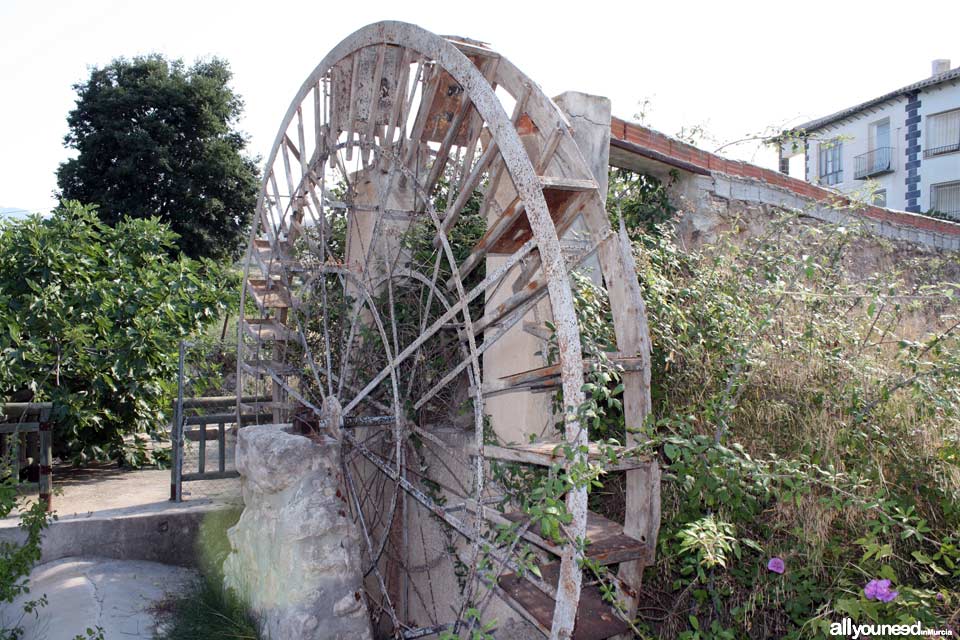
left=936, top=593, right=944, bottom=602
left=767, top=557, right=785, bottom=574
left=864, top=579, right=898, bottom=603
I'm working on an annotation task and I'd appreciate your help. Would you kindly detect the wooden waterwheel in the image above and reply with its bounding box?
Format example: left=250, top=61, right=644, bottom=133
left=238, top=21, right=660, bottom=640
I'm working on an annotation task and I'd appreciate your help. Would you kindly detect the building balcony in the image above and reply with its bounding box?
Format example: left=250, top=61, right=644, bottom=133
left=854, top=147, right=894, bottom=179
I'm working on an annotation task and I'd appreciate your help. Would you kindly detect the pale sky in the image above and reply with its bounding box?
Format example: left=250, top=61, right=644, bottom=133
left=1, top=0, right=957, bottom=213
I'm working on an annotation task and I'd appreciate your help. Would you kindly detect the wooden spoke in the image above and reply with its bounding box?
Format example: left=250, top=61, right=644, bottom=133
left=361, top=44, right=388, bottom=165
left=431, top=83, right=530, bottom=248
left=345, top=52, right=360, bottom=162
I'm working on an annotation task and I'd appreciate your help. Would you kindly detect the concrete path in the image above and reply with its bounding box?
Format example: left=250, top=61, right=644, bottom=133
left=0, top=557, right=196, bottom=640
left=12, top=458, right=240, bottom=520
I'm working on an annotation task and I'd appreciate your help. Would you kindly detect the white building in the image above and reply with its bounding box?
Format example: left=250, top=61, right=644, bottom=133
left=781, top=60, right=960, bottom=219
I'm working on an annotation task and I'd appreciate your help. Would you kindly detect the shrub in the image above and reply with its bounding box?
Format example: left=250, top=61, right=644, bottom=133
left=412, top=168, right=957, bottom=638
left=0, top=201, right=236, bottom=465
left=553, top=170, right=960, bottom=637
left=0, top=475, right=51, bottom=639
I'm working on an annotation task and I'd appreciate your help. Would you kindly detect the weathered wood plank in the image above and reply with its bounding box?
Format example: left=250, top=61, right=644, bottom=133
left=0, top=423, right=40, bottom=434
left=218, top=422, right=226, bottom=473
left=500, top=510, right=653, bottom=566
left=180, top=395, right=270, bottom=409
left=182, top=412, right=272, bottom=428
left=435, top=83, right=530, bottom=249
left=241, top=359, right=299, bottom=378
left=38, top=409, right=52, bottom=511
left=453, top=175, right=596, bottom=284
left=471, top=443, right=653, bottom=472
left=198, top=421, right=206, bottom=473
left=489, top=356, right=644, bottom=391
left=344, top=51, right=360, bottom=161
left=498, top=561, right=630, bottom=640
left=361, top=44, right=388, bottom=165
left=241, top=317, right=295, bottom=342
left=246, top=277, right=294, bottom=311
left=553, top=92, right=659, bottom=624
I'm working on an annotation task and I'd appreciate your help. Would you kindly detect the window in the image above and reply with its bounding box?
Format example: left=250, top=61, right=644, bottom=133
left=869, top=118, right=890, bottom=151
left=872, top=189, right=887, bottom=207
left=819, top=140, right=843, bottom=185
left=931, top=181, right=960, bottom=219
left=925, top=109, right=960, bottom=157
left=854, top=120, right=893, bottom=179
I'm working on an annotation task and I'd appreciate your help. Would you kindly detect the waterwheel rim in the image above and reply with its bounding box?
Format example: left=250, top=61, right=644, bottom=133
left=236, top=20, right=654, bottom=640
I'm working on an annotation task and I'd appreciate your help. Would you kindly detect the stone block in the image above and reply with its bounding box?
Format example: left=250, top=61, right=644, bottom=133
left=730, top=179, right=761, bottom=202
left=224, top=425, right=372, bottom=640
left=712, top=176, right=732, bottom=200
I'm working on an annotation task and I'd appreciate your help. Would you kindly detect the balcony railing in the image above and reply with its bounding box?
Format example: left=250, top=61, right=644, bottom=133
left=925, top=141, right=960, bottom=158
left=854, top=147, right=894, bottom=179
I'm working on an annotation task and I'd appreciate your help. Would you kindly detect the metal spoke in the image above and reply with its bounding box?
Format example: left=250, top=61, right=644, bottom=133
left=342, top=430, right=557, bottom=598
left=342, top=236, right=535, bottom=416
left=344, top=463, right=403, bottom=633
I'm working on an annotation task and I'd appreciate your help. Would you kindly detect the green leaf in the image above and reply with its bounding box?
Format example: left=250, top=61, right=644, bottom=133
left=911, top=550, right=932, bottom=564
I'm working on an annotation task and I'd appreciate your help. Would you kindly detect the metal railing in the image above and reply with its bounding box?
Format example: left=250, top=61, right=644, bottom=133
left=0, top=402, right=53, bottom=511
left=925, top=142, right=960, bottom=158
left=854, top=147, right=894, bottom=179
left=169, top=395, right=272, bottom=501
left=931, top=181, right=960, bottom=219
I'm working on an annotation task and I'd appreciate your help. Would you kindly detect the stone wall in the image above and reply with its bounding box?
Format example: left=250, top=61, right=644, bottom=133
left=665, top=170, right=960, bottom=333
left=671, top=172, right=960, bottom=251
left=610, top=116, right=960, bottom=252
left=223, top=424, right=372, bottom=640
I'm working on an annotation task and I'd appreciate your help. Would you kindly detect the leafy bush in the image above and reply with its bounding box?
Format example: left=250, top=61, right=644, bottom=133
left=0, top=201, right=236, bottom=465
left=600, top=171, right=960, bottom=637
left=608, top=167, right=678, bottom=234
left=0, top=472, right=51, bottom=639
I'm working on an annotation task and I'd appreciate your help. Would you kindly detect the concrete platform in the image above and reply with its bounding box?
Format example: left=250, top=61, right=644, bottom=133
left=0, top=457, right=243, bottom=638
left=3, top=457, right=242, bottom=566
left=0, top=557, right=196, bottom=640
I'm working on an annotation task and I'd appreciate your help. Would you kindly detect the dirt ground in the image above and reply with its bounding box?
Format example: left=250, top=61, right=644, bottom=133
left=10, top=459, right=240, bottom=519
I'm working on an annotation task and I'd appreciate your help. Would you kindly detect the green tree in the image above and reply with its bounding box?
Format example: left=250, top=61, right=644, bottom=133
left=0, top=202, right=235, bottom=465
left=56, top=55, right=259, bottom=260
